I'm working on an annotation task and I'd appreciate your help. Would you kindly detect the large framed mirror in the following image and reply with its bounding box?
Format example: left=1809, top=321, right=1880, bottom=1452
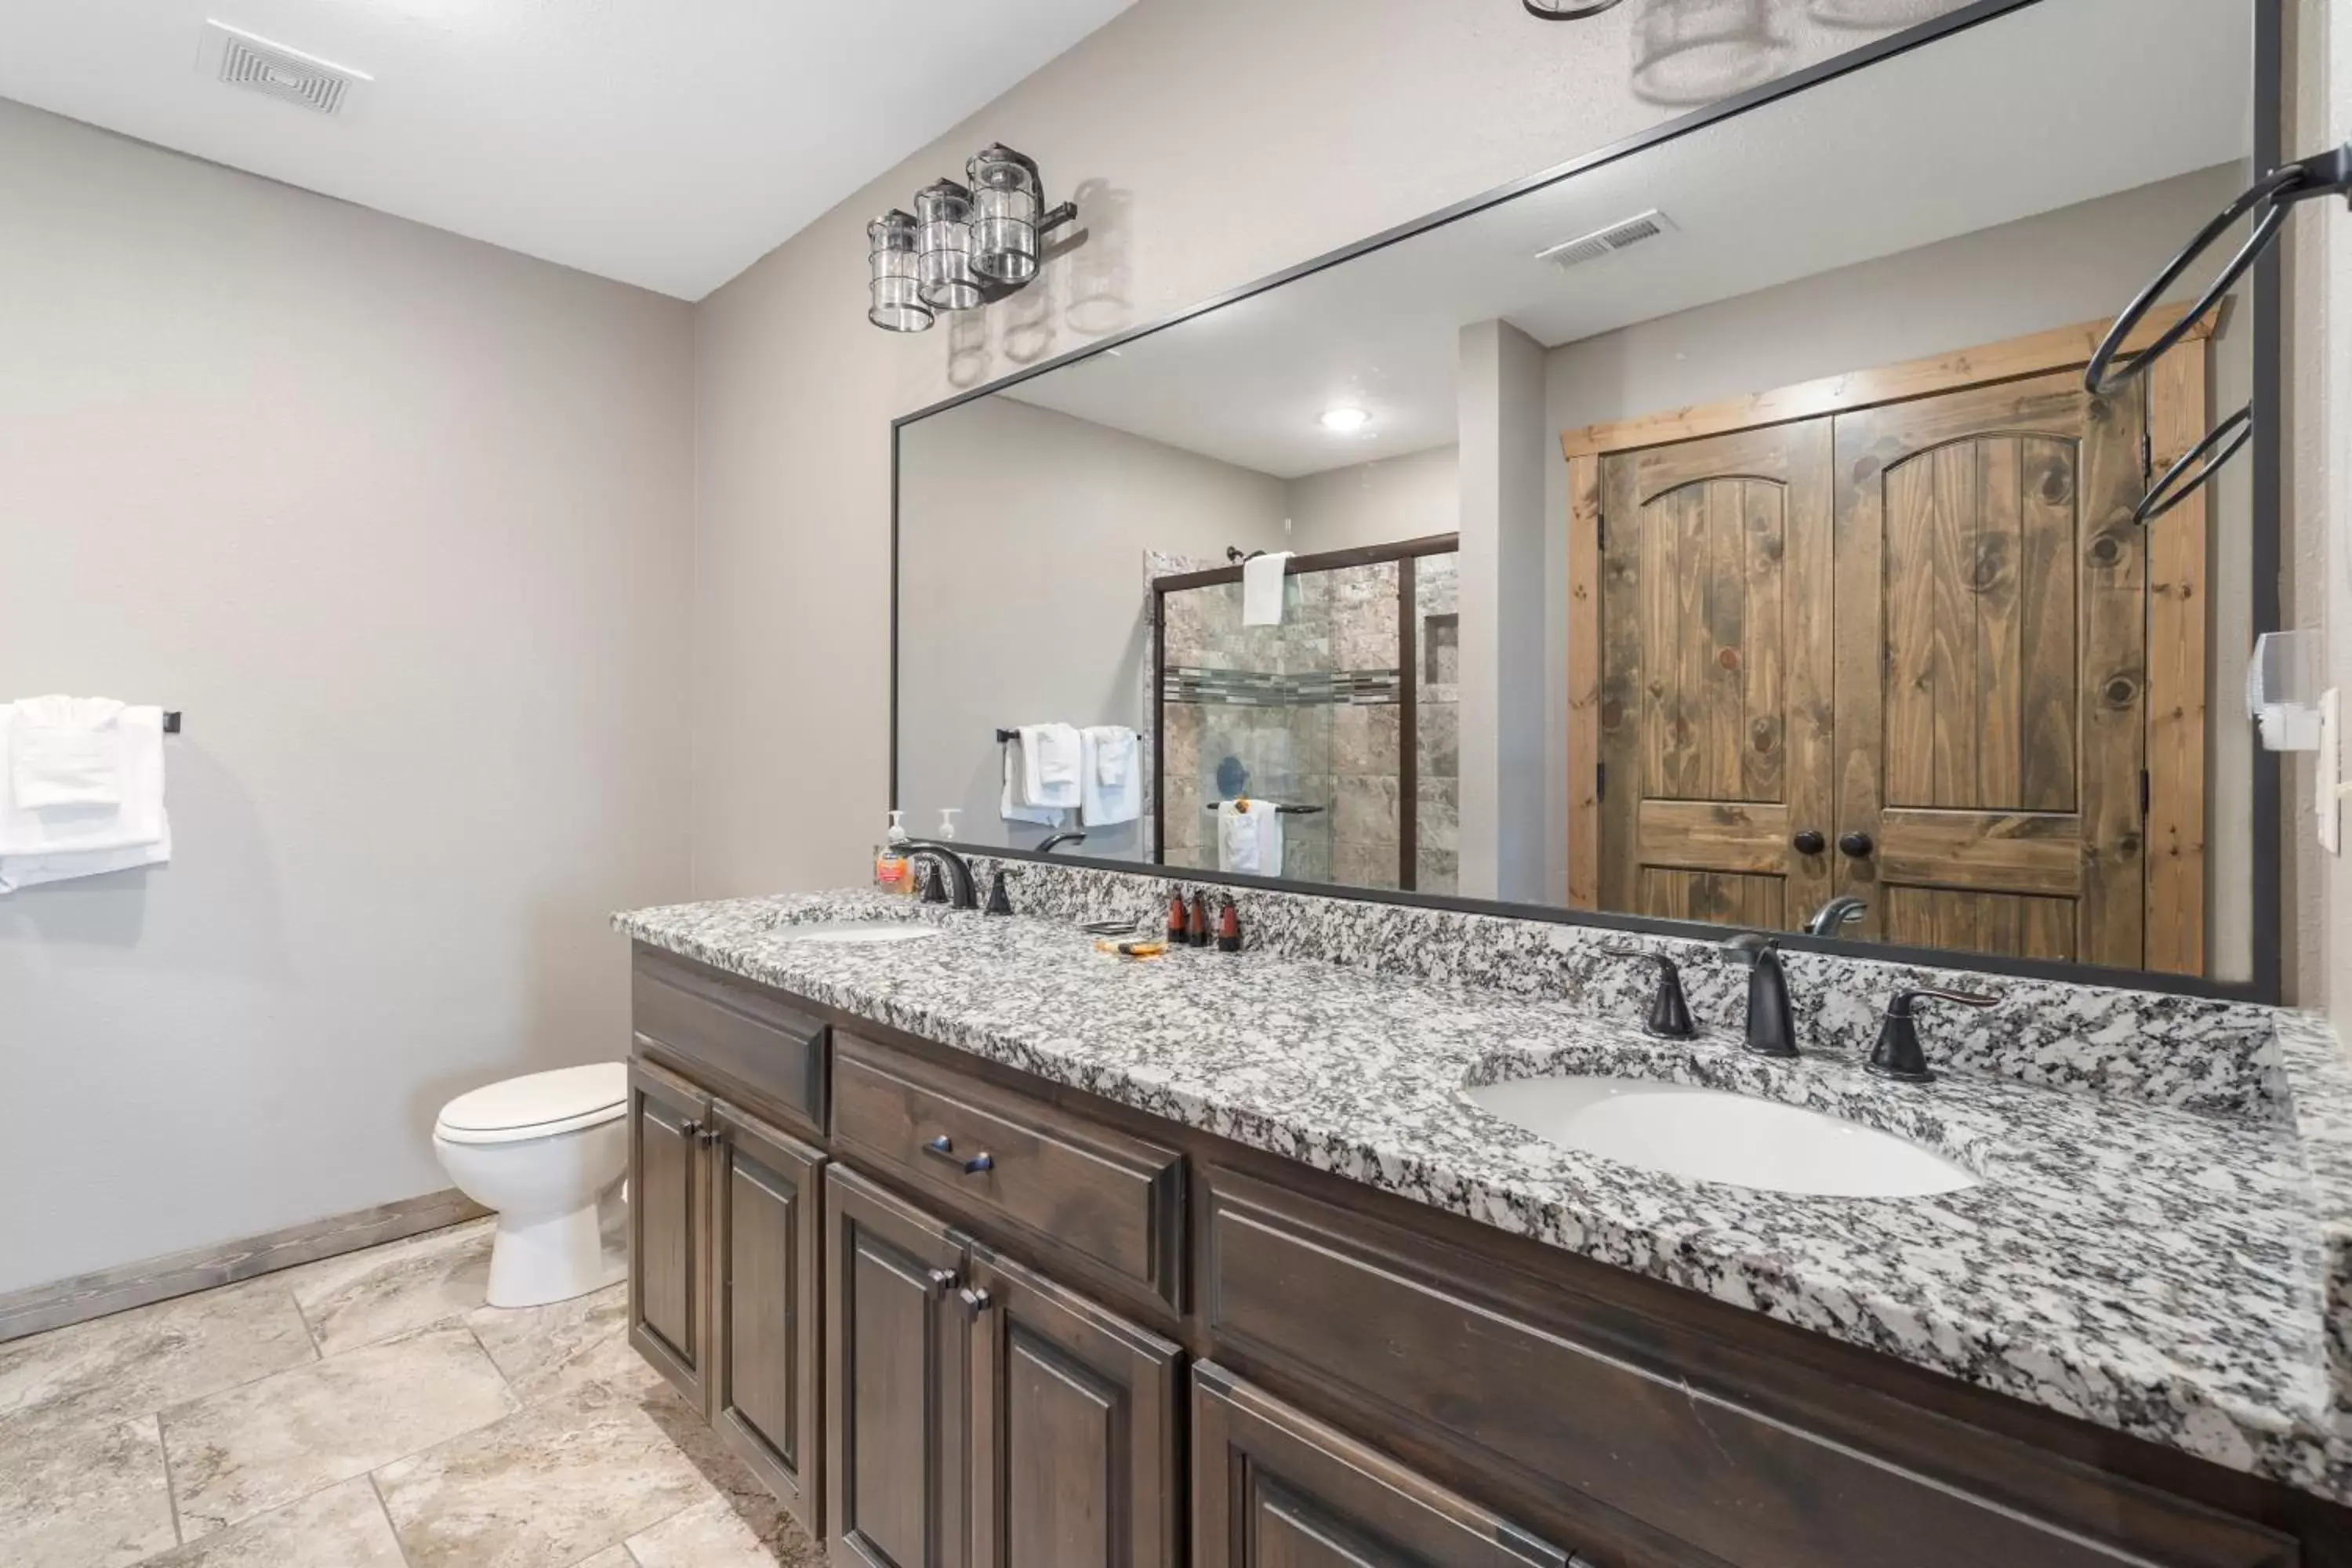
left=895, top=0, right=2284, bottom=1001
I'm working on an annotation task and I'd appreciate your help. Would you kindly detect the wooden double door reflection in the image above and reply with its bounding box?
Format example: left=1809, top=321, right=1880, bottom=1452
left=1581, top=365, right=2187, bottom=970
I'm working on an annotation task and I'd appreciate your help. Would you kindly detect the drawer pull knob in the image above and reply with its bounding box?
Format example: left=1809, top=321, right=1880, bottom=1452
left=923, top=1134, right=996, bottom=1176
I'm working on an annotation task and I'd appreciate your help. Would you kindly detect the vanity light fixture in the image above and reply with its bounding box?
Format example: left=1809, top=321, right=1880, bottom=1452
left=1629, top=0, right=1786, bottom=105
left=867, top=209, right=932, bottom=333
left=1319, top=406, right=1372, bottom=433
left=866, top=144, right=1078, bottom=332
left=1523, top=0, right=1624, bottom=15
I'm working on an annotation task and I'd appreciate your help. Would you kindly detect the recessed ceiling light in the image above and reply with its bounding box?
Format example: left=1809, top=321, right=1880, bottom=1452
left=1319, top=407, right=1371, bottom=433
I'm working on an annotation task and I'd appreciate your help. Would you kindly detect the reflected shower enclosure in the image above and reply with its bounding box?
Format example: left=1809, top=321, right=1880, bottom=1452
left=1153, top=538, right=1459, bottom=893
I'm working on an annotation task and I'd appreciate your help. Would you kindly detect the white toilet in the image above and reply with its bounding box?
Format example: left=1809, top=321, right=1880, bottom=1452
left=434, top=1062, right=629, bottom=1308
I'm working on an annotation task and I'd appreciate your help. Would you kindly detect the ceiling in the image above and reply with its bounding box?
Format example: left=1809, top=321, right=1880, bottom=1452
left=0, top=0, right=1132, bottom=299
left=998, top=0, right=2251, bottom=478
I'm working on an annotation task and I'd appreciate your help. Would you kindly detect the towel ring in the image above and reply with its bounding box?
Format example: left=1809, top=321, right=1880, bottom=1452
left=2137, top=402, right=2255, bottom=526
left=2086, top=143, right=2352, bottom=398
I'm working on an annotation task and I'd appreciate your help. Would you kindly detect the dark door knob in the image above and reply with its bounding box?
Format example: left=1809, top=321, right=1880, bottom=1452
left=1838, top=831, right=1875, bottom=859
left=1791, top=829, right=1827, bottom=856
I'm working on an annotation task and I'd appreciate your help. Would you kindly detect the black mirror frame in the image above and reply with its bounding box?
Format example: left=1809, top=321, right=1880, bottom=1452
left=889, top=0, right=2287, bottom=1006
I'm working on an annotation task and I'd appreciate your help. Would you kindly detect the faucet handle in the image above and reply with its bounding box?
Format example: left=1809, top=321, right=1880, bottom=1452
left=1601, top=946, right=1696, bottom=1039
left=1869, top=988, right=2005, bottom=1083
left=1720, top=931, right=1779, bottom=964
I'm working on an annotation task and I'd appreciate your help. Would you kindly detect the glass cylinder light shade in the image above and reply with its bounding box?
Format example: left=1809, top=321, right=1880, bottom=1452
left=967, top=145, right=1044, bottom=285
left=913, top=180, right=982, bottom=312
left=1809, top=0, right=1958, bottom=24
left=1629, top=0, right=1785, bottom=106
left=867, top=210, right=932, bottom=332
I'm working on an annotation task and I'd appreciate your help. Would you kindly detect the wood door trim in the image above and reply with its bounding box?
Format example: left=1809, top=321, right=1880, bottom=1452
left=2144, top=337, right=2211, bottom=975
left=1558, top=301, right=2213, bottom=459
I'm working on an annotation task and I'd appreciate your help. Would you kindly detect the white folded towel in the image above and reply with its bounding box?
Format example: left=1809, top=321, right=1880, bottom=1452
left=1242, top=552, right=1294, bottom=627
left=1018, top=724, right=1082, bottom=809
left=1215, top=799, right=1284, bottom=877
left=11, top=695, right=128, bottom=808
left=1000, top=739, right=1062, bottom=826
left=0, top=702, right=171, bottom=891
left=1080, top=727, right=1141, bottom=827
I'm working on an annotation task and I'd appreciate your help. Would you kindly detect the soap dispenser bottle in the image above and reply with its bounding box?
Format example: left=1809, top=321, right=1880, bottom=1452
left=876, top=810, right=914, bottom=896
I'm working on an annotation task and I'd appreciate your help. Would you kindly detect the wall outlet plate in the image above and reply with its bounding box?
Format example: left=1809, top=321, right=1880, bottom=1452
left=2321, top=688, right=2343, bottom=855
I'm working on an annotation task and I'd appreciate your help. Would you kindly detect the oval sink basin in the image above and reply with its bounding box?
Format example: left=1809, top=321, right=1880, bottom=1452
left=779, top=921, right=941, bottom=946
left=1463, top=1076, right=1977, bottom=1198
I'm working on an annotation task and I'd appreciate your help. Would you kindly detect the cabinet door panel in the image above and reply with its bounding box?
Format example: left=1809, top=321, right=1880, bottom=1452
left=968, top=1246, right=1179, bottom=1568
left=1192, top=1363, right=1570, bottom=1568
left=629, top=1058, right=711, bottom=1410
left=826, top=1165, right=969, bottom=1568
left=712, top=1101, right=824, bottom=1536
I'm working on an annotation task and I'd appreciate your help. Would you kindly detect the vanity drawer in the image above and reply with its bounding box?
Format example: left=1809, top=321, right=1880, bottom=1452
left=1200, top=1166, right=2295, bottom=1568
left=632, top=947, right=828, bottom=1140
left=830, top=1031, right=1185, bottom=1312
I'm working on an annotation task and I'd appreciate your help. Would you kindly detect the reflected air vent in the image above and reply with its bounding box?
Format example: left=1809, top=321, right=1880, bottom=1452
left=1537, top=209, right=1678, bottom=270
left=201, top=21, right=370, bottom=117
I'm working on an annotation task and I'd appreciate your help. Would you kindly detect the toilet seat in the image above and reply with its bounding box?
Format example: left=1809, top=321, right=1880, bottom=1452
left=434, top=1062, right=627, bottom=1146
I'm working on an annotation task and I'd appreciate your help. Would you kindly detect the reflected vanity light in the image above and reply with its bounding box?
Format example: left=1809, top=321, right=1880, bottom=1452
left=1523, top=0, right=1625, bottom=13
left=866, top=209, right=932, bottom=334
left=1809, top=0, right=1958, bottom=24
left=1319, top=406, right=1372, bottom=433
left=866, top=145, right=1078, bottom=332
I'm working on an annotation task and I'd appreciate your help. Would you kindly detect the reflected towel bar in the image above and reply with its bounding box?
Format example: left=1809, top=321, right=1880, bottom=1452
left=1205, top=801, right=1324, bottom=815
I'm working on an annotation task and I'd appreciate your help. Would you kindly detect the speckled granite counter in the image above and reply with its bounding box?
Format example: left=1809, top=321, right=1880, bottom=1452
left=615, top=888, right=2352, bottom=1501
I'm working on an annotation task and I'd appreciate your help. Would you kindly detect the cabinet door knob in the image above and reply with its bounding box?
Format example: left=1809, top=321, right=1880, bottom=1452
left=679, top=1118, right=701, bottom=1138
left=1792, top=829, right=1826, bottom=856
left=927, top=1268, right=960, bottom=1296
left=1838, top=831, right=1875, bottom=858
left=959, top=1287, right=994, bottom=1314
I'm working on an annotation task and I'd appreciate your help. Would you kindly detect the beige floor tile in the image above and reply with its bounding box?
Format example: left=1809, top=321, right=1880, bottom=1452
left=282, top=1221, right=495, bottom=1357
left=0, top=1275, right=315, bottom=1440
left=162, top=1323, right=517, bottom=1538
left=374, top=1377, right=713, bottom=1568
left=133, top=1477, right=403, bottom=1567
left=626, top=1494, right=819, bottom=1567
left=571, top=1550, right=636, bottom=1568
left=463, top=1283, right=657, bottom=1406
left=0, top=1413, right=176, bottom=1568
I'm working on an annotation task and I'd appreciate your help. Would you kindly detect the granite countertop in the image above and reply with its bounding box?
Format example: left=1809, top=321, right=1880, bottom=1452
left=615, top=888, right=2352, bottom=1501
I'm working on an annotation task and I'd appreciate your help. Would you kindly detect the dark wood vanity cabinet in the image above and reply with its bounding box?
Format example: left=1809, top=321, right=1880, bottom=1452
left=626, top=1054, right=827, bottom=1540
left=628, top=945, right=2335, bottom=1568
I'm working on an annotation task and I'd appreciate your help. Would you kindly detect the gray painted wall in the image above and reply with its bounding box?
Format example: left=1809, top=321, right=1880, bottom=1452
left=1284, top=446, right=1460, bottom=558
left=896, top=395, right=1287, bottom=860
left=0, top=101, right=695, bottom=1294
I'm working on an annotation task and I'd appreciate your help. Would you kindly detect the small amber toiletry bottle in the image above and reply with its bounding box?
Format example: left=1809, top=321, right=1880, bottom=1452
left=1216, top=895, right=1241, bottom=953
left=1167, top=890, right=1189, bottom=942
left=1187, top=892, right=1210, bottom=947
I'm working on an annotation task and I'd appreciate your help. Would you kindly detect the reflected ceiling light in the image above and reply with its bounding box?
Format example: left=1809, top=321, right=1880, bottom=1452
left=1319, top=407, right=1372, bottom=433
left=1523, top=0, right=1624, bottom=14
left=1629, top=0, right=1786, bottom=106
left=866, top=145, right=1079, bottom=332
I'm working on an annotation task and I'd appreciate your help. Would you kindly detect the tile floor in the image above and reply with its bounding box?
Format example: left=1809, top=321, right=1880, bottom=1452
left=0, top=1218, right=819, bottom=1568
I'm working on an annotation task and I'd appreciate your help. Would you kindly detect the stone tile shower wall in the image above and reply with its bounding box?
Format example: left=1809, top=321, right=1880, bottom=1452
left=1161, top=557, right=1425, bottom=891
left=1415, top=553, right=1460, bottom=895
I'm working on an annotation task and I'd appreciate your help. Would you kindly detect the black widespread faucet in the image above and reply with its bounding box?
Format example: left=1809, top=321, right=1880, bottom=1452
left=1601, top=947, right=1695, bottom=1038
left=1868, top=988, right=2003, bottom=1083
left=1803, top=895, right=1868, bottom=938
left=1722, top=933, right=1799, bottom=1058
left=1037, top=830, right=1088, bottom=854
left=902, top=840, right=979, bottom=910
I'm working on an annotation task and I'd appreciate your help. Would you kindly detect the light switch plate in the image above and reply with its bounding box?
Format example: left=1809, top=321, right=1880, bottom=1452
left=2321, top=688, right=2343, bottom=855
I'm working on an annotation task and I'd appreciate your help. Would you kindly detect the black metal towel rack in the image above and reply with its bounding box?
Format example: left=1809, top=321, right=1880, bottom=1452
left=1204, top=801, right=1324, bottom=816
left=162, top=712, right=182, bottom=734
left=2086, top=142, right=2351, bottom=524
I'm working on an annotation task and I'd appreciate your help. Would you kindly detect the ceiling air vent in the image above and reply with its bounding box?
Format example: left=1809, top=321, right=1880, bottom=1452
left=1537, top=209, right=1677, bottom=271
left=200, top=21, right=370, bottom=117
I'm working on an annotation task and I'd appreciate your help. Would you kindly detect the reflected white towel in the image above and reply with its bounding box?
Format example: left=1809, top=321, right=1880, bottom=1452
left=1018, top=724, right=1081, bottom=809
left=1215, top=799, right=1284, bottom=877
left=1000, top=740, right=1062, bottom=826
left=11, top=695, right=126, bottom=808
left=1242, top=552, right=1294, bottom=627
left=1080, top=727, right=1140, bottom=827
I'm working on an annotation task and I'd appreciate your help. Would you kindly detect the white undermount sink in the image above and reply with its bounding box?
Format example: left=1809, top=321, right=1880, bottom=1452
left=779, top=921, right=941, bottom=946
left=1463, top=1076, right=1978, bottom=1199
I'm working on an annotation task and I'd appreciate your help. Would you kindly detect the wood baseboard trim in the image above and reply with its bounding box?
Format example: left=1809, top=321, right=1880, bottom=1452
left=0, top=1189, right=492, bottom=1345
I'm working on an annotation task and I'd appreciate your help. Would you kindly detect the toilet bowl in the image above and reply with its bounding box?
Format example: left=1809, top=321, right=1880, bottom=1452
left=434, top=1062, right=629, bottom=1308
